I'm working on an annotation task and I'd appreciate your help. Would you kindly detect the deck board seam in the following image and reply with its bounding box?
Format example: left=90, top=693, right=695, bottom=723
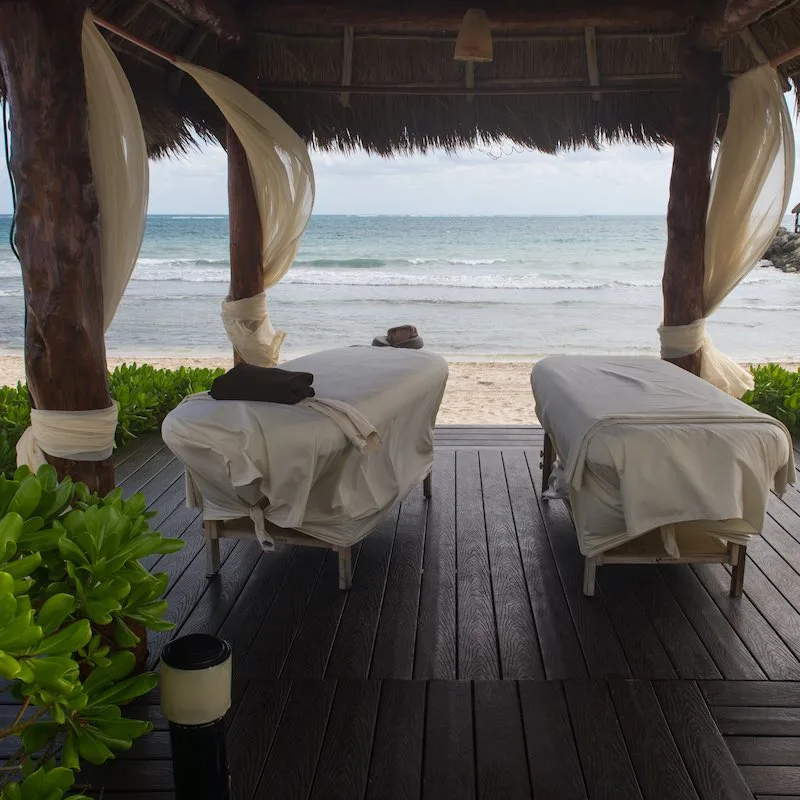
left=501, top=450, right=547, bottom=680
left=476, top=450, right=505, bottom=678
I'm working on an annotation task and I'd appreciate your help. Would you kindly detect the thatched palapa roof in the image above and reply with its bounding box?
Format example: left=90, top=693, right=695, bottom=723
left=87, top=0, right=800, bottom=157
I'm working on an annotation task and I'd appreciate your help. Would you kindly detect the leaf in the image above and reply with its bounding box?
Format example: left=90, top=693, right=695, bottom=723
left=37, top=593, right=75, bottom=635
left=83, top=650, right=136, bottom=695
left=87, top=670, right=159, bottom=708
left=0, top=511, right=23, bottom=560
left=7, top=475, right=42, bottom=519
left=33, top=619, right=91, bottom=655
left=113, top=616, right=140, bottom=648
left=2, top=552, right=42, bottom=580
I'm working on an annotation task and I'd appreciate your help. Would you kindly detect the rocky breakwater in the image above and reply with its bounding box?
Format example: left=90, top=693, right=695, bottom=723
left=760, top=226, right=800, bottom=273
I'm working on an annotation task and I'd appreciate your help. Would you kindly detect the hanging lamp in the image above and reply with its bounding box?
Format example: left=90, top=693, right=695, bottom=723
left=454, top=9, right=493, bottom=62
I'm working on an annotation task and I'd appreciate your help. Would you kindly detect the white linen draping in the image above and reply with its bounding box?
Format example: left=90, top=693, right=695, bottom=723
left=16, top=14, right=149, bottom=470
left=174, top=59, right=315, bottom=366
left=659, top=64, right=794, bottom=397
left=532, top=356, right=794, bottom=557
left=162, top=348, right=448, bottom=547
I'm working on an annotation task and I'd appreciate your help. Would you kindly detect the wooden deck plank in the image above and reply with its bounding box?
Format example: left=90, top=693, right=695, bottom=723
left=114, top=434, right=167, bottom=481
left=654, top=681, right=753, bottom=800
left=474, top=681, right=532, bottom=799
left=456, top=450, right=500, bottom=679
left=713, top=707, right=800, bottom=736
left=281, top=544, right=363, bottom=679
left=740, top=766, right=800, bottom=795
left=366, top=680, right=426, bottom=800
left=479, top=450, right=544, bottom=679
left=415, top=450, right=458, bottom=679
left=119, top=446, right=177, bottom=498
left=371, top=489, right=428, bottom=679
left=503, top=450, right=587, bottom=680
left=725, top=736, right=800, bottom=765
left=627, top=566, right=721, bottom=679
left=530, top=452, right=631, bottom=678
left=153, top=540, right=262, bottom=665
left=239, top=546, right=327, bottom=679
left=700, top=681, right=800, bottom=707
left=518, top=681, right=588, bottom=800
left=598, top=567, right=678, bottom=679
left=692, top=563, right=800, bottom=680
left=563, top=681, right=642, bottom=800
left=218, top=544, right=298, bottom=678
left=422, top=681, right=475, bottom=800
left=226, top=680, right=292, bottom=800
left=658, top=565, right=766, bottom=680
left=309, top=680, right=382, bottom=800
left=608, top=679, right=699, bottom=800
left=253, top=679, right=337, bottom=799
left=325, top=507, right=400, bottom=678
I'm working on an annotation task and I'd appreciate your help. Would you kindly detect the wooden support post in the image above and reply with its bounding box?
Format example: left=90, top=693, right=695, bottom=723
left=662, top=49, right=721, bottom=376
left=0, top=0, right=114, bottom=493
left=225, top=47, right=264, bottom=362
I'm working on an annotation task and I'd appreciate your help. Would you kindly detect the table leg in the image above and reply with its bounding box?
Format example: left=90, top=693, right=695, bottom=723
left=541, top=433, right=555, bottom=495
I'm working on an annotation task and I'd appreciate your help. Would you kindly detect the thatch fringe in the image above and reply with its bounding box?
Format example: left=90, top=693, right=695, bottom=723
left=32, top=1, right=800, bottom=156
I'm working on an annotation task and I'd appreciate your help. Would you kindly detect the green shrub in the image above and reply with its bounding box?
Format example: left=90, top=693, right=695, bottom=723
left=0, top=364, right=223, bottom=477
left=0, top=464, right=184, bottom=799
left=741, top=363, right=800, bottom=435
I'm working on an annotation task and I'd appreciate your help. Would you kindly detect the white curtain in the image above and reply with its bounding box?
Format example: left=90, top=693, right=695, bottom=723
left=659, top=64, right=794, bottom=397
left=17, top=14, right=149, bottom=469
left=174, top=59, right=315, bottom=366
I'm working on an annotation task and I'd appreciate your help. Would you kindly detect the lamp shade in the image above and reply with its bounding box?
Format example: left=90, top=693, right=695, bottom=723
left=454, top=9, right=493, bottom=63
left=161, top=634, right=232, bottom=726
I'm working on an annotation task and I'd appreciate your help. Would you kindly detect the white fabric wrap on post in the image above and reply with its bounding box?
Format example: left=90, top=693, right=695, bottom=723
left=220, top=292, right=285, bottom=369
left=16, top=14, right=148, bottom=470
left=659, top=65, right=794, bottom=397
left=175, top=60, right=315, bottom=367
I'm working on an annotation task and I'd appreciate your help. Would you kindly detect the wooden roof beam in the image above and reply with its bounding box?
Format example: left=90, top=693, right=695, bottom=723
left=584, top=26, right=601, bottom=100
left=159, top=0, right=244, bottom=43
left=258, top=1, right=698, bottom=31
left=691, top=0, right=789, bottom=50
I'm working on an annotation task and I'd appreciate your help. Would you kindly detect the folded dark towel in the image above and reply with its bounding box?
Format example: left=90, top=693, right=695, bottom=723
left=210, top=363, right=315, bottom=404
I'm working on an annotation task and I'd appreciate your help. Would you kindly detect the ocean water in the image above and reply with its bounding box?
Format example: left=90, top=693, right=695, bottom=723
left=0, top=214, right=798, bottom=361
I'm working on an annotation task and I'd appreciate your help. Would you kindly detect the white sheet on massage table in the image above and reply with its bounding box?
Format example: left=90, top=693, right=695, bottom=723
left=162, top=347, right=448, bottom=546
left=532, top=356, right=795, bottom=554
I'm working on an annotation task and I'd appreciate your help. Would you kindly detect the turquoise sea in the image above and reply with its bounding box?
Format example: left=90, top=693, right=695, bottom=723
left=0, top=214, right=797, bottom=361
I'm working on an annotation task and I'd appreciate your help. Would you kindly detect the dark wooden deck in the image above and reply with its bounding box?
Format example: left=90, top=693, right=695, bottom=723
left=81, top=426, right=800, bottom=798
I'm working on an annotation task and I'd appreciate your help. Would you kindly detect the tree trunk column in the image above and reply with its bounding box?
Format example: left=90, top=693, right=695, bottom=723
left=226, top=49, right=263, bottom=304
left=662, top=49, right=722, bottom=376
left=0, top=0, right=114, bottom=493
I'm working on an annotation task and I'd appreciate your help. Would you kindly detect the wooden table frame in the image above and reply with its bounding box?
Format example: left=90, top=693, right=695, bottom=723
left=540, top=432, right=747, bottom=598
left=203, top=472, right=432, bottom=590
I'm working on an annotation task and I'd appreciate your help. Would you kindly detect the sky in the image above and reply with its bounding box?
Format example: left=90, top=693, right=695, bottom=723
left=0, top=120, right=797, bottom=216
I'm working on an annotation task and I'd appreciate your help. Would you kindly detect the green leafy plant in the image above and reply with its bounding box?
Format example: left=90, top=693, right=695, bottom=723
left=0, top=363, right=223, bottom=476
left=0, top=464, right=184, bottom=799
left=742, top=363, right=800, bottom=436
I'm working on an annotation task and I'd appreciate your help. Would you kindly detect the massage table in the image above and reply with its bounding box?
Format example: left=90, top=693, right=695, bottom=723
left=162, top=347, right=448, bottom=589
left=531, top=356, right=795, bottom=597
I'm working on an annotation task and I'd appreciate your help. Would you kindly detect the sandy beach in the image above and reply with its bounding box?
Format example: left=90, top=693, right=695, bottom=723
left=0, top=353, right=790, bottom=425
left=0, top=354, right=540, bottom=424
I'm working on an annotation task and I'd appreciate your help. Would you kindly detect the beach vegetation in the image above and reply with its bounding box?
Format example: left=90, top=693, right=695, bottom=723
left=0, top=464, right=183, bottom=799
left=742, top=363, right=800, bottom=436
left=0, top=363, right=223, bottom=477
